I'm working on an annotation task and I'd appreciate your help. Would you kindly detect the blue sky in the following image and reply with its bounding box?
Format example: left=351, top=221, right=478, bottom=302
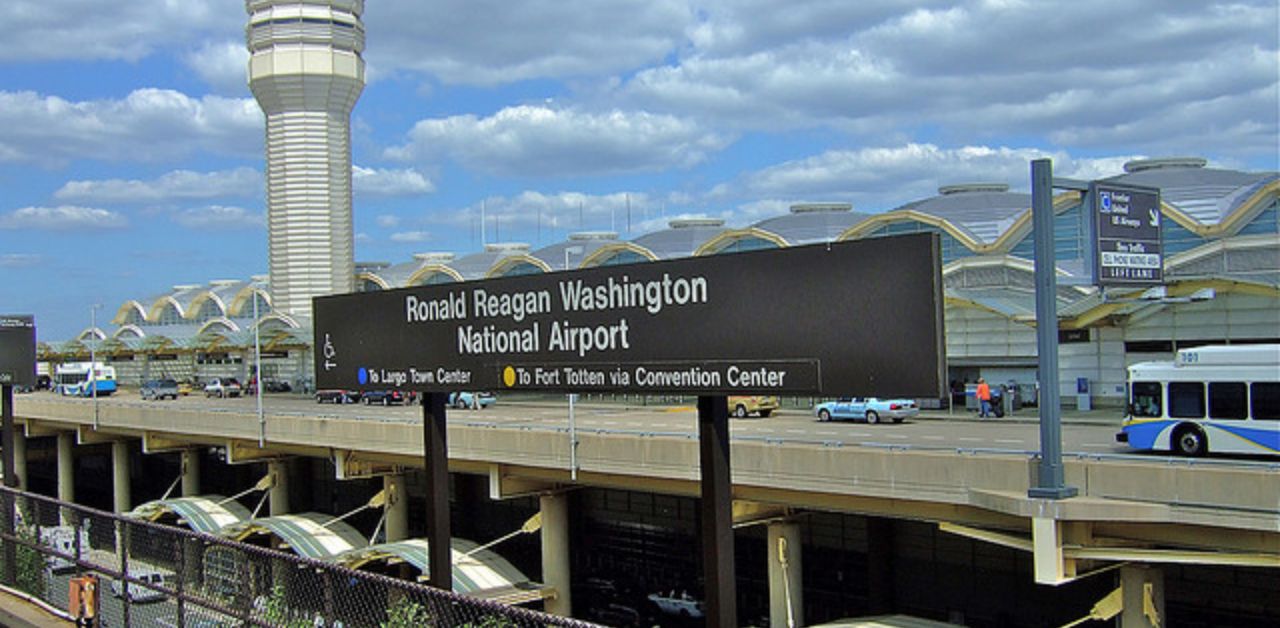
left=2, top=0, right=1277, bottom=341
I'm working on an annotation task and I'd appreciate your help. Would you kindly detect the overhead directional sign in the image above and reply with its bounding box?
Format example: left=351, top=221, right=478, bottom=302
left=0, top=315, right=36, bottom=387
left=1092, top=181, right=1163, bottom=286
left=314, top=233, right=945, bottom=397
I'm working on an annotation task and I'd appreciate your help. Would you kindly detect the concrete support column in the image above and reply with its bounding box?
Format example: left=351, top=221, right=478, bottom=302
left=383, top=474, right=408, bottom=542
left=112, top=440, right=131, bottom=513
left=12, top=429, right=26, bottom=491
left=540, top=492, right=572, bottom=617
left=268, top=459, right=289, bottom=516
left=768, top=522, right=804, bottom=628
left=180, top=450, right=201, bottom=497
left=1120, top=565, right=1165, bottom=628
left=57, top=432, right=75, bottom=504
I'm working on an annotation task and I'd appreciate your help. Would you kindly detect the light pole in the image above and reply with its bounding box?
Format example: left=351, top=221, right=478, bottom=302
left=90, top=303, right=101, bottom=429
left=253, top=284, right=265, bottom=447
left=563, top=245, right=584, bottom=480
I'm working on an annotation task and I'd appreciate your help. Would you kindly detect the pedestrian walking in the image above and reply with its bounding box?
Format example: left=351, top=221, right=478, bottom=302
left=976, top=378, right=992, bottom=418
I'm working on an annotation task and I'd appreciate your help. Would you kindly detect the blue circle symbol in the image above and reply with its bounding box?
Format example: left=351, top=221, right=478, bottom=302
left=1100, top=192, right=1112, bottom=212
left=357, top=367, right=368, bottom=384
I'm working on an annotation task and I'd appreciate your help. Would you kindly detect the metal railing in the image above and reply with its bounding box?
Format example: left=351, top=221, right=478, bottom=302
left=0, top=486, right=599, bottom=627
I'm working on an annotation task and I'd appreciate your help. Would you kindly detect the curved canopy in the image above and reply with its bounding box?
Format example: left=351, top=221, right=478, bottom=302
left=335, top=538, right=549, bottom=604
left=218, top=512, right=368, bottom=559
left=126, top=495, right=252, bottom=534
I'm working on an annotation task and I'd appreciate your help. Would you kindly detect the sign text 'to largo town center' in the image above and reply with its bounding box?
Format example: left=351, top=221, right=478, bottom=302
left=314, top=234, right=945, bottom=398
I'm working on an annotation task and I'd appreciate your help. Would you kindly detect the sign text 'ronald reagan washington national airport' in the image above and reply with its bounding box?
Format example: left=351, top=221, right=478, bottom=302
left=314, top=233, right=946, bottom=398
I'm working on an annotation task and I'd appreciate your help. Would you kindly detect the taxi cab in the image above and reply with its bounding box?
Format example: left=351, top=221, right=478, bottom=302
left=727, top=395, right=780, bottom=418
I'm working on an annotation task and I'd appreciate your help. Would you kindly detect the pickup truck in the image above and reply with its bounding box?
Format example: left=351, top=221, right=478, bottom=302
left=204, top=378, right=242, bottom=398
left=140, top=378, right=179, bottom=400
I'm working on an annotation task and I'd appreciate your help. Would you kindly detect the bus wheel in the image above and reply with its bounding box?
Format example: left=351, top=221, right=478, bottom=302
left=1173, top=425, right=1207, bottom=456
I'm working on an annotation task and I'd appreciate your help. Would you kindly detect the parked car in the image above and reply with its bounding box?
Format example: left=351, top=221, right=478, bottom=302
left=203, top=377, right=242, bottom=398
left=140, top=378, right=179, bottom=400
left=727, top=395, right=779, bottom=418
left=264, top=379, right=292, bottom=393
left=361, top=390, right=413, bottom=406
left=815, top=397, right=918, bottom=424
left=316, top=389, right=360, bottom=404
left=177, top=381, right=194, bottom=396
left=448, top=391, right=495, bottom=409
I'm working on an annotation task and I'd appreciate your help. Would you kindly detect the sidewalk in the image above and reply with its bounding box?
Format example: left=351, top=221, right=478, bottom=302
left=917, top=405, right=1122, bottom=426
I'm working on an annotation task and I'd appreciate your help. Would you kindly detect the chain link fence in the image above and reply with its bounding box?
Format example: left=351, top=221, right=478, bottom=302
left=0, top=487, right=600, bottom=627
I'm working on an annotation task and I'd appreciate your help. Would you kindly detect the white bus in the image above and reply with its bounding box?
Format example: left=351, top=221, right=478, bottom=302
left=1117, top=344, right=1279, bottom=456
left=54, top=361, right=118, bottom=397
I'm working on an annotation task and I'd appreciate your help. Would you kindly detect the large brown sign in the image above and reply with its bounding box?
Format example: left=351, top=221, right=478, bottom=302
left=314, top=234, right=945, bottom=397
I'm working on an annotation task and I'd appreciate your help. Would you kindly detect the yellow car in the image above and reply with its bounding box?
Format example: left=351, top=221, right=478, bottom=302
left=728, top=395, right=779, bottom=418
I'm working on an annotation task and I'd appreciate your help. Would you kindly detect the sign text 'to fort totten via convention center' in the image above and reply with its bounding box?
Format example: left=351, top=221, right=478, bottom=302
left=314, top=233, right=946, bottom=398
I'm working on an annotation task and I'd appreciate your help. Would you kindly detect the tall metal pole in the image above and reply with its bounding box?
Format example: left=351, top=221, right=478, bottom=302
left=90, top=303, right=100, bottom=429
left=422, top=393, right=452, bottom=591
left=568, top=393, right=577, bottom=481
left=254, top=288, right=265, bottom=447
left=1029, top=159, right=1078, bottom=500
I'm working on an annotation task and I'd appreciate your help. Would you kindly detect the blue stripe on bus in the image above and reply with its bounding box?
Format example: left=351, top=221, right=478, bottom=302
left=1212, top=424, right=1280, bottom=453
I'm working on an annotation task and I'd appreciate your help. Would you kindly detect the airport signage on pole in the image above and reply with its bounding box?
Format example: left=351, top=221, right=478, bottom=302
left=0, top=315, right=35, bottom=387
left=314, top=233, right=946, bottom=398
left=1092, top=181, right=1163, bottom=286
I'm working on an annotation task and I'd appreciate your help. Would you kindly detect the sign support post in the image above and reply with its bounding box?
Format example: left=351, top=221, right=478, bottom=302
left=422, top=393, right=453, bottom=591
left=698, top=395, right=736, bottom=627
left=1029, top=159, right=1078, bottom=500
left=2, top=384, right=15, bottom=587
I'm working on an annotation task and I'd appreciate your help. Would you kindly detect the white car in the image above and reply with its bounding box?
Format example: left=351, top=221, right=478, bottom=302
left=815, top=397, right=919, bottom=424
left=203, top=378, right=242, bottom=398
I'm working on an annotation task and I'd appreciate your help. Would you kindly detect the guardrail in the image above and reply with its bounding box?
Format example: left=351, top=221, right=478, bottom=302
left=0, top=486, right=598, bottom=627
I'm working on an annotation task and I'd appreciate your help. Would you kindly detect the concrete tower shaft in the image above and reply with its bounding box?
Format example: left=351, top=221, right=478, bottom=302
left=246, top=0, right=365, bottom=318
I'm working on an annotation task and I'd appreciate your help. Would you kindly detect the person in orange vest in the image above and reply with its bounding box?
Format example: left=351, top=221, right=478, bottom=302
left=976, top=378, right=992, bottom=418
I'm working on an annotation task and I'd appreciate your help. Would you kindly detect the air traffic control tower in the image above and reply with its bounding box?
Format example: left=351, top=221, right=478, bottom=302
left=246, top=0, right=365, bottom=318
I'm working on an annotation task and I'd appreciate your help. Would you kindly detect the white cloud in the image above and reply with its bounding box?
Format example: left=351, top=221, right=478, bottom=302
left=615, top=1, right=1278, bottom=160
left=0, top=206, right=127, bottom=230
left=712, top=143, right=1138, bottom=212
left=0, top=89, right=261, bottom=166
left=375, top=215, right=401, bottom=228
left=368, top=0, right=691, bottom=85
left=0, top=1, right=241, bottom=63
left=184, top=40, right=251, bottom=95
left=390, top=231, right=433, bottom=243
left=386, top=105, right=730, bottom=177
left=172, top=205, right=264, bottom=230
left=55, top=168, right=262, bottom=204
left=0, top=254, right=43, bottom=268
left=353, top=166, right=435, bottom=197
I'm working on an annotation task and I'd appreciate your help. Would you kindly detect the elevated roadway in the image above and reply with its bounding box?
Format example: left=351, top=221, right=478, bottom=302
left=12, top=394, right=1280, bottom=585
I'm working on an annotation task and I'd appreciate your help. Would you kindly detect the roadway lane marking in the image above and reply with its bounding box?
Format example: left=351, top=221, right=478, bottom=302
left=995, top=438, right=1023, bottom=444
left=922, top=435, right=944, bottom=441
left=1081, top=443, right=1114, bottom=448
left=958, top=437, right=983, bottom=442
left=785, top=429, right=805, bottom=434
left=817, top=431, right=838, bottom=436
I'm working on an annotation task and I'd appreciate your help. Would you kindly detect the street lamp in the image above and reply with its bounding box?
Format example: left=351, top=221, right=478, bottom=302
left=563, top=245, right=585, bottom=479
left=89, top=303, right=101, bottom=429
left=253, top=283, right=264, bottom=447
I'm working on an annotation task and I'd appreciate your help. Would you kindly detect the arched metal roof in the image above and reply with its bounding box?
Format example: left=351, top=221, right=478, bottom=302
left=127, top=495, right=253, bottom=534
left=1108, top=158, right=1277, bottom=226
left=335, top=538, right=549, bottom=604
left=218, top=512, right=368, bottom=560
left=530, top=231, right=623, bottom=271
left=752, top=203, right=872, bottom=245
left=629, top=218, right=728, bottom=259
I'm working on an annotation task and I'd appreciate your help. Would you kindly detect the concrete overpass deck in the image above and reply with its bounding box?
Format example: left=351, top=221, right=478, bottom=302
left=12, top=395, right=1280, bottom=586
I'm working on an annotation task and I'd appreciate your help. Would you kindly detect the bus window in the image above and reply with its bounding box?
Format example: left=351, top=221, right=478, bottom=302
left=1131, top=382, right=1162, bottom=417
left=1252, top=382, right=1280, bottom=420
left=1168, top=382, right=1205, bottom=418
left=1208, top=382, right=1247, bottom=419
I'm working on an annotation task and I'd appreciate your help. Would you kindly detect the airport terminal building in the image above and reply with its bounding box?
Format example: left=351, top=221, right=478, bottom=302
left=40, top=157, right=1279, bottom=409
